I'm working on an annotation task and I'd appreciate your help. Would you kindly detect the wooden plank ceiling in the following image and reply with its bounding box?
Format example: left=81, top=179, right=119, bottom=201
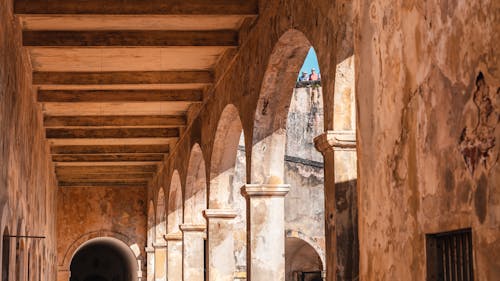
left=15, top=0, right=258, bottom=188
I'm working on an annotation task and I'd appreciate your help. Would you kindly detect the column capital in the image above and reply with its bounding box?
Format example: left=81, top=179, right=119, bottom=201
left=314, top=130, right=356, bottom=153
left=164, top=232, right=182, bottom=241
left=145, top=246, right=155, bottom=253
left=203, top=209, right=238, bottom=219
left=152, top=242, right=167, bottom=249
left=242, top=183, right=290, bottom=197
left=180, top=224, right=206, bottom=232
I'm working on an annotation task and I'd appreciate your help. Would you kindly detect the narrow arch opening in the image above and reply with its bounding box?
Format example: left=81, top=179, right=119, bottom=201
left=69, top=238, right=138, bottom=281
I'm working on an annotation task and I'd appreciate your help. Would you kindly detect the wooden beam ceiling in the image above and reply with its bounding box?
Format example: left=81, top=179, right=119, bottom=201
left=33, top=71, right=214, bottom=85
left=38, top=90, right=203, bottom=103
left=44, top=115, right=187, bottom=128
left=16, top=0, right=258, bottom=188
left=14, top=0, right=258, bottom=15
left=23, top=30, right=239, bottom=46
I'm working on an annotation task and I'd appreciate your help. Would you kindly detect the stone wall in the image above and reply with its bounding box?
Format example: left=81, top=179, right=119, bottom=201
left=0, top=0, right=58, bottom=279
left=355, top=0, right=500, bottom=279
left=56, top=187, right=147, bottom=280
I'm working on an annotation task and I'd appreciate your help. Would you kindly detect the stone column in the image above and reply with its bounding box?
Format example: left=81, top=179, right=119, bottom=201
left=180, top=224, right=206, bottom=281
left=145, top=246, right=155, bottom=281
left=203, top=209, right=238, bottom=281
left=153, top=242, right=167, bottom=281
left=242, top=184, right=290, bottom=281
left=314, top=130, right=358, bottom=281
left=164, top=232, right=183, bottom=281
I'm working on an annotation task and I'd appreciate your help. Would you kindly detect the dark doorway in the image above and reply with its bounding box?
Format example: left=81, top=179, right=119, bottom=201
left=70, top=240, right=133, bottom=281
left=2, top=228, right=10, bottom=281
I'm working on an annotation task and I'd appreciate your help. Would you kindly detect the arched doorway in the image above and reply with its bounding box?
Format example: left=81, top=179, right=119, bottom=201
left=69, top=238, right=138, bottom=281
left=285, top=237, right=323, bottom=281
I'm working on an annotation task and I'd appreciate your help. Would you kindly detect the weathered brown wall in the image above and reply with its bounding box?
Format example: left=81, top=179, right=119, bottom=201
left=140, top=0, right=499, bottom=280
left=0, top=0, right=58, bottom=279
left=355, top=0, right=500, bottom=280
left=56, top=187, right=147, bottom=279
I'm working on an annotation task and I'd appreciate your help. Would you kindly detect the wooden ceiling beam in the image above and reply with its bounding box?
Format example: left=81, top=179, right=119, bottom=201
left=50, top=144, right=170, bottom=154
left=57, top=173, right=154, bottom=181
left=58, top=181, right=149, bottom=188
left=52, top=154, right=165, bottom=162
left=38, top=89, right=203, bottom=102
left=14, top=0, right=258, bottom=15
left=56, top=165, right=158, bottom=175
left=46, top=128, right=179, bottom=139
left=33, top=71, right=213, bottom=85
left=23, top=30, right=238, bottom=47
left=44, top=115, right=187, bottom=128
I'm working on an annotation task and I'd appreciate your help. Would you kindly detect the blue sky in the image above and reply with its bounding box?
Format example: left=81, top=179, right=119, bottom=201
left=298, top=47, right=320, bottom=78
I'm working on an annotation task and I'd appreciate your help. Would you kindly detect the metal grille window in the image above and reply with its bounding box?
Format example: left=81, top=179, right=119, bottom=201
left=426, top=228, right=474, bottom=281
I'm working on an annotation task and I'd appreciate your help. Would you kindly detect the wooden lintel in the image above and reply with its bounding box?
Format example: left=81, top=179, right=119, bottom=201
left=44, top=115, right=187, bottom=127
left=23, top=30, right=238, bottom=46
left=14, top=0, right=258, bottom=15
left=50, top=144, right=170, bottom=154
left=38, top=89, right=203, bottom=102
left=46, top=128, right=179, bottom=138
left=52, top=154, right=165, bottom=162
left=33, top=71, right=213, bottom=85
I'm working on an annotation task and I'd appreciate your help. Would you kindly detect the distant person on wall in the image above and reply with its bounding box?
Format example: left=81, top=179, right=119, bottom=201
left=299, top=71, right=309, bottom=82
left=309, top=68, right=320, bottom=81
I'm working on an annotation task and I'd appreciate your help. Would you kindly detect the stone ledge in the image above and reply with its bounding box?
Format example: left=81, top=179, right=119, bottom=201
left=163, top=232, right=182, bottom=241
left=314, top=130, right=356, bottom=153
left=179, top=224, right=206, bottom=232
left=243, top=184, right=290, bottom=197
left=152, top=242, right=167, bottom=249
left=203, top=209, right=237, bottom=219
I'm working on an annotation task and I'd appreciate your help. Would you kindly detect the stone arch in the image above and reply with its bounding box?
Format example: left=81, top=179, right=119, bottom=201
left=286, top=230, right=325, bottom=270
left=285, top=236, right=324, bottom=281
left=167, top=170, right=183, bottom=233
left=184, top=144, right=207, bottom=225
left=209, top=104, right=245, bottom=209
left=61, top=230, right=141, bottom=271
left=147, top=200, right=155, bottom=247
left=251, top=29, right=314, bottom=183
left=155, top=188, right=166, bottom=242
left=69, top=236, right=140, bottom=281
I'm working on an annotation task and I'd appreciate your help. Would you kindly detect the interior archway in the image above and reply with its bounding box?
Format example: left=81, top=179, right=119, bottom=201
left=285, top=237, right=323, bottom=281
left=251, top=29, right=312, bottom=184
left=69, top=237, right=138, bottom=281
left=167, top=170, right=183, bottom=234
left=184, top=144, right=207, bottom=225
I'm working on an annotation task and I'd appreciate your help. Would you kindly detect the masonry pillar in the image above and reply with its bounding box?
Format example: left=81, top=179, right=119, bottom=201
left=164, top=232, right=182, bottom=281
left=180, top=224, right=206, bottom=281
left=314, top=130, right=358, bottom=281
left=145, top=246, right=155, bottom=281
left=242, top=184, right=289, bottom=281
left=203, top=209, right=238, bottom=281
left=153, top=241, right=167, bottom=281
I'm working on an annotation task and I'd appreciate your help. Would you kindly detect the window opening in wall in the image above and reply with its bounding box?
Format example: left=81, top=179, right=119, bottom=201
left=426, top=228, right=474, bottom=281
left=2, top=228, right=10, bottom=281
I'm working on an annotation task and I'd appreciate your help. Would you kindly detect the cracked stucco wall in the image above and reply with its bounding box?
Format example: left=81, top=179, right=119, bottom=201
left=355, top=0, right=500, bottom=279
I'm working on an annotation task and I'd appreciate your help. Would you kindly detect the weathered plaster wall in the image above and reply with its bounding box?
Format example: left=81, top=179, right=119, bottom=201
left=355, top=0, right=500, bottom=279
left=285, top=87, right=325, bottom=252
left=56, top=187, right=147, bottom=280
left=0, top=0, right=58, bottom=279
